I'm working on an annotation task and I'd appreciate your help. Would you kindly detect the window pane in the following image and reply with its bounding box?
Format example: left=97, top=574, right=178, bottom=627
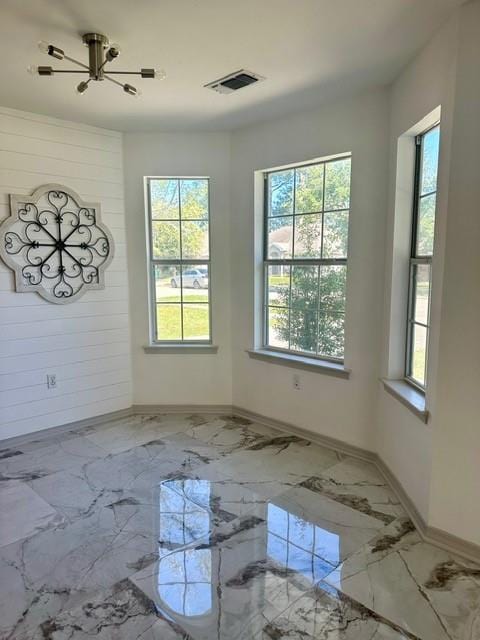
left=155, top=265, right=181, bottom=303
left=413, top=264, right=430, bottom=325
left=295, top=164, right=324, bottom=214
left=319, top=265, right=346, bottom=313
left=293, top=214, right=322, bottom=258
left=181, top=264, right=209, bottom=304
left=157, top=304, right=182, bottom=341
left=181, top=221, right=209, bottom=259
left=410, top=323, right=427, bottom=386
left=269, top=170, right=294, bottom=216
left=267, top=306, right=289, bottom=349
left=180, top=179, right=208, bottom=220
left=322, top=210, right=349, bottom=258
left=290, top=308, right=317, bottom=354
left=152, top=221, right=180, bottom=259
left=416, top=194, right=435, bottom=256
left=324, top=158, right=351, bottom=210
left=291, top=265, right=319, bottom=309
left=318, top=312, right=344, bottom=359
left=267, top=265, right=290, bottom=306
left=268, top=216, right=293, bottom=259
left=420, top=126, right=440, bottom=195
left=150, top=179, right=179, bottom=219
left=183, top=304, right=209, bottom=340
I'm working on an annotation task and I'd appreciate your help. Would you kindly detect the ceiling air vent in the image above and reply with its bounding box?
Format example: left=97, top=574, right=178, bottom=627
left=205, top=69, right=265, bottom=94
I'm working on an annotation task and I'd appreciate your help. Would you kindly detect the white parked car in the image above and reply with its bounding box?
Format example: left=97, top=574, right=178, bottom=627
left=171, top=268, right=208, bottom=289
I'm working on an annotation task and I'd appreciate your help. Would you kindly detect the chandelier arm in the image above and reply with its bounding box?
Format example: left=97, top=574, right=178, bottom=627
left=103, top=71, right=142, bottom=75
left=63, top=54, right=90, bottom=71
left=50, top=70, right=90, bottom=74
left=103, top=74, right=125, bottom=89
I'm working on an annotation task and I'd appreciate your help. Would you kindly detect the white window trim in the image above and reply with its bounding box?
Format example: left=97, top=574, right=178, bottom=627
left=144, top=176, right=213, bottom=347
left=384, top=106, right=443, bottom=419
left=256, top=154, right=352, bottom=369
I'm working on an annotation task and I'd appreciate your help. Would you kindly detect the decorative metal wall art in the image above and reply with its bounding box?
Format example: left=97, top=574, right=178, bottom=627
left=0, top=184, right=114, bottom=303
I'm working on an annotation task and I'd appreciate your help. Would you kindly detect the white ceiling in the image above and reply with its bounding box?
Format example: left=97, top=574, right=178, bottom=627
left=0, top=0, right=463, bottom=132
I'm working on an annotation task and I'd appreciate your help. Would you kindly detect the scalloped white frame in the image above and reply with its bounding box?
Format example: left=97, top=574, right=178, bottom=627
left=0, top=183, right=114, bottom=304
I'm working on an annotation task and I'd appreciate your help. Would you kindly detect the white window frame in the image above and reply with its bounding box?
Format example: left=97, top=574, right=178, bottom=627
left=145, top=176, right=212, bottom=345
left=261, top=155, right=352, bottom=364
left=405, top=124, right=440, bottom=390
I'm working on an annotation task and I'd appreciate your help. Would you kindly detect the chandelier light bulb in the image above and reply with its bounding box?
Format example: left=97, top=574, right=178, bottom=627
left=155, top=68, right=167, bottom=81
left=27, top=64, right=38, bottom=76
left=38, top=40, right=50, bottom=54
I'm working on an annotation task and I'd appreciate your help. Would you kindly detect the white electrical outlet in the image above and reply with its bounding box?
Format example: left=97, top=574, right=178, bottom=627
left=47, top=374, right=57, bottom=389
left=293, top=374, right=301, bottom=390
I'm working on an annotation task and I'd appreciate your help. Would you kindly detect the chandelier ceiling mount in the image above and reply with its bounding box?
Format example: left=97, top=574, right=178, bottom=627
left=29, top=32, right=165, bottom=97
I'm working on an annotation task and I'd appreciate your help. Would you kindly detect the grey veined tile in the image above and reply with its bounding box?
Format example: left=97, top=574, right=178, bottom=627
left=20, top=578, right=191, bottom=640
left=301, top=456, right=406, bottom=525
left=0, top=435, right=106, bottom=490
left=0, top=508, right=159, bottom=639
left=0, top=483, right=59, bottom=547
left=29, top=436, right=221, bottom=524
left=83, top=413, right=194, bottom=455
left=207, top=435, right=343, bottom=500
left=324, top=517, right=480, bottom=640
left=183, top=414, right=278, bottom=455
left=263, top=582, right=419, bottom=639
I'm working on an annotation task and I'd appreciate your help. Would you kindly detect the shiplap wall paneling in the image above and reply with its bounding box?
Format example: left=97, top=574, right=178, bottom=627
left=0, top=106, right=132, bottom=440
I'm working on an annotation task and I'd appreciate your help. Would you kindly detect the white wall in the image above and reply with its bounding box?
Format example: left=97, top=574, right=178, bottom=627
left=376, top=16, right=459, bottom=520
left=123, top=132, right=232, bottom=405
left=230, top=89, right=389, bottom=450
left=0, top=107, right=132, bottom=440
left=429, top=0, right=480, bottom=544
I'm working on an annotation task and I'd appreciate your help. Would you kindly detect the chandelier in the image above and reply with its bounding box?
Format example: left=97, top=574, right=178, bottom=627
left=28, top=32, right=165, bottom=96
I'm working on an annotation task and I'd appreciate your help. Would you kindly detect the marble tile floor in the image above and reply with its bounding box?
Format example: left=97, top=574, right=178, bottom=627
left=0, top=413, right=479, bottom=639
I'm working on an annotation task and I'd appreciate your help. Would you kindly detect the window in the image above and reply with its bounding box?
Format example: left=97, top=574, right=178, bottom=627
left=263, top=156, right=351, bottom=361
left=146, top=177, right=211, bottom=343
left=405, top=125, right=440, bottom=388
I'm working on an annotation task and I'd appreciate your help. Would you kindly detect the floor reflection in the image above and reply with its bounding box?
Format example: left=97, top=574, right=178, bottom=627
left=158, top=479, right=213, bottom=616
left=155, top=477, right=340, bottom=631
left=267, top=502, right=339, bottom=582
left=158, top=478, right=211, bottom=551
left=158, top=548, right=212, bottom=617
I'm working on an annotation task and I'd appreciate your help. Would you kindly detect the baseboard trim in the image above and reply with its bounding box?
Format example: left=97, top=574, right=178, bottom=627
left=231, top=405, right=376, bottom=463
left=2, top=402, right=479, bottom=563
left=421, top=525, right=480, bottom=564
left=132, top=404, right=232, bottom=415
left=1, top=407, right=134, bottom=449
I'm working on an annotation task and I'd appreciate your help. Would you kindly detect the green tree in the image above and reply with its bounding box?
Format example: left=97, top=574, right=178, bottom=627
left=152, top=220, right=207, bottom=259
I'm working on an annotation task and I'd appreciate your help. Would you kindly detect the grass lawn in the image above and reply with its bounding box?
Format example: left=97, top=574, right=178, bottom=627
left=159, top=293, right=207, bottom=303
left=270, top=275, right=289, bottom=287
left=412, top=347, right=426, bottom=385
left=157, top=303, right=209, bottom=340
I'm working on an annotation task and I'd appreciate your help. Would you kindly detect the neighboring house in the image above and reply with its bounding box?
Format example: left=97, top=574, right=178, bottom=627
left=268, top=226, right=291, bottom=275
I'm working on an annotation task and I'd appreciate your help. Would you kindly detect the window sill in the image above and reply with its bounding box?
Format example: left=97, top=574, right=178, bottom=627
left=382, top=378, right=429, bottom=423
left=247, top=349, right=350, bottom=379
left=143, top=344, right=219, bottom=354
